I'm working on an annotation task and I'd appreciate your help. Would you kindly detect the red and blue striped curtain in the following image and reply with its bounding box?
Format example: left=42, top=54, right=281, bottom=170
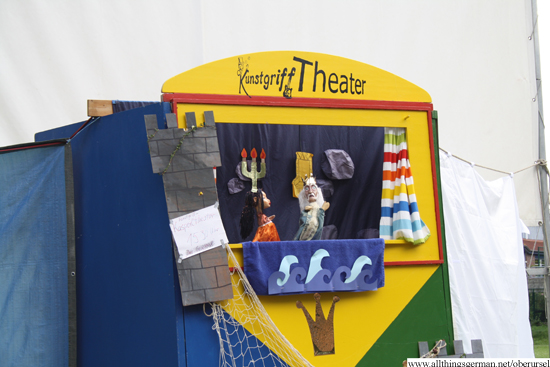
left=380, top=128, right=430, bottom=244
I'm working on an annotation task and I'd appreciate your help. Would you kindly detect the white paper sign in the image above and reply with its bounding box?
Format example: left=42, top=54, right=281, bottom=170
left=169, top=204, right=228, bottom=262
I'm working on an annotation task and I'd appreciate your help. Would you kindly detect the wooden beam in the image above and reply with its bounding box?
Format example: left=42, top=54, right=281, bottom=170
left=87, top=100, right=113, bottom=117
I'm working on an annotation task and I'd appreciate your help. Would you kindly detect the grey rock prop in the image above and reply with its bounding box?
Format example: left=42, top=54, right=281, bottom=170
left=321, top=224, right=338, bottom=240
left=321, top=149, right=355, bottom=180
left=316, top=178, right=334, bottom=198
left=228, top=178, right=245, bottom=194
left=356, top=228, right=379, bottom=239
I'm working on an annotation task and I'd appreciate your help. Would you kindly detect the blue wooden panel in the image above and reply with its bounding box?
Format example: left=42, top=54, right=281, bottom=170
left=37, top=103, right=185, bottom=367
left=183, top=305, right=221, bottom=366
left=35, top=102, right=292, bottom=366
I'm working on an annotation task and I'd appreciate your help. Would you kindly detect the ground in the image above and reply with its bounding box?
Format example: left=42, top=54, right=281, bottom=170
left=532, top=323, right=549, bottom=358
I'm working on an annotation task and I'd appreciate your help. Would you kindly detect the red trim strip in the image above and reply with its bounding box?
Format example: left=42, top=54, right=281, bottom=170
left=69, top=117, right=94, bottom=140
left=384, top=260, right=444, bottom=266
left=163, top=93, right=433, bottom=111
left=230, top=260, right=443, bottom=272
left=427, top=110, right=445, bottom=263
left=0, top=141, right=65, bottom=153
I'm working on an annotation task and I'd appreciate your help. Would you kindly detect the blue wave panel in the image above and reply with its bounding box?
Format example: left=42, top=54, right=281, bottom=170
left=245, top=239, right=385, bottom=296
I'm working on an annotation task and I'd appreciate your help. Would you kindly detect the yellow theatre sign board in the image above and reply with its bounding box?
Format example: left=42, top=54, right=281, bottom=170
left=161, top=51, right=449, bottom=367
left=162, top=51, right=431, bottom=103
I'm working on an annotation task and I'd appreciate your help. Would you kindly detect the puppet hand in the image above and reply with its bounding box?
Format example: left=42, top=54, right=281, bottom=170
left=304, top=205, right=312, bottom=211
left=267, top=215, right=275, bottom=222
left=322, top=202, right=330, bottom=211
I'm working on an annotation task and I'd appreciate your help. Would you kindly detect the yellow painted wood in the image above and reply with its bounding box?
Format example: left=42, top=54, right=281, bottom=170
left=175, top=103, right=420, bottom=129
left=163, top=51, right=431, bottom=103
left=188, top=102, right=440, bottom=366
left=166, top=52, right=441, bottom=366
left=230, top=239, right=413, bottom=250
left=225, top=246, right=439, bottom=367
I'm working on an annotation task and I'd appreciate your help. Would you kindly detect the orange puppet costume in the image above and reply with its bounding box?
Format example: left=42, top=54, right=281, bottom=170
left=253, top=212, right=280, bottom=242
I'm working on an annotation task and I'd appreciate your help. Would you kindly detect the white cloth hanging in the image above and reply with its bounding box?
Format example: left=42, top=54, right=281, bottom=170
left=440, top=153, right=534, bottom=358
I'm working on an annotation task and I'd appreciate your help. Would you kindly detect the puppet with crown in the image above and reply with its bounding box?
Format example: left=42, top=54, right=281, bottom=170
left=239, top=148, right=280, bottom=242
left=293, top=174, right=330, bottom=241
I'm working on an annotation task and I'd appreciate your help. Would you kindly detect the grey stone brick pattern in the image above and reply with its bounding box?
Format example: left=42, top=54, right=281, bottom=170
left=147, top=112, right=221, bottom=216
left=147, top=112, right=233, bottom=306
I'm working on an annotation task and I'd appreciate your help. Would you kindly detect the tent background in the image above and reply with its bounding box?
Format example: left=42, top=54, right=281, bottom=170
left=0, top=0, right=545, bottom=226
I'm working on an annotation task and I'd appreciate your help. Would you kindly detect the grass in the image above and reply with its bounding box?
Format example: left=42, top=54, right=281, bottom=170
left=532, top=323, right=549, bottom=358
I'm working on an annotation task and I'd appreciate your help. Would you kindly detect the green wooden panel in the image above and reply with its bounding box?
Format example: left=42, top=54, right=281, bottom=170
left=357, top=266, right=453, bottom=365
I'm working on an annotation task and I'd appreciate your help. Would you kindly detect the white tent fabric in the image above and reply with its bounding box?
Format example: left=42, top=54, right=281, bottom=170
left=0, top=0, right=542, bottom=225
left=440, top=152, right=534, bottom=358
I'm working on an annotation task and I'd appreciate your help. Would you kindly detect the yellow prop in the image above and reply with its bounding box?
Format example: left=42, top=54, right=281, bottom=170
left=292, top=152, right=314, bottom=198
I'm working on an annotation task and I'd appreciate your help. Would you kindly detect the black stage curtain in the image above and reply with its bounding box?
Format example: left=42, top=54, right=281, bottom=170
left=216, top=123, right=384, bottom=243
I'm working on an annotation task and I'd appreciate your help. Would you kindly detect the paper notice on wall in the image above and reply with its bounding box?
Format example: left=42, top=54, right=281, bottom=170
left=169, top=204, right=228, bottom=262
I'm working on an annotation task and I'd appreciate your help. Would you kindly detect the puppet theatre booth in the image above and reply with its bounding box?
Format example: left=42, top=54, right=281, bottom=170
left=28, top=51, right=451, bottom=367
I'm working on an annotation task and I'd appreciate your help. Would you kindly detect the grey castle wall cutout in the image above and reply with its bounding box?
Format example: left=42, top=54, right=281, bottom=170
left=145, top=111, right=233, bottom=306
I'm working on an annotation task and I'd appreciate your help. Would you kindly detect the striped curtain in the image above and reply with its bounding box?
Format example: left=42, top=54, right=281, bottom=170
left=380, top=128, right=430, bottom=244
